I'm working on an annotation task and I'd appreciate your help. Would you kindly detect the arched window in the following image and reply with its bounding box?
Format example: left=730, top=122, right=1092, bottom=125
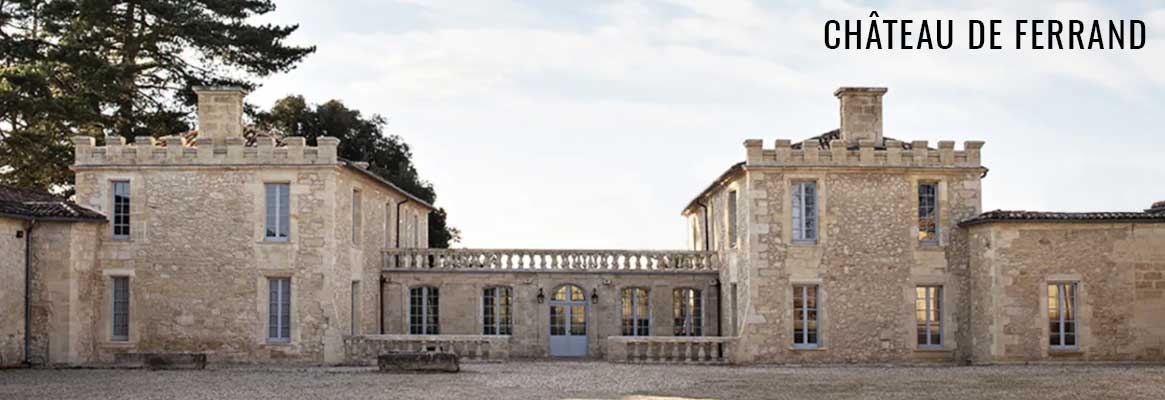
left=482, top=287, right=513, bottom=335
left=409, top=286, right=439, bottom=334
left=673, top=288, right=702, bottom=336
left=621, top=288, right=650, bottom=336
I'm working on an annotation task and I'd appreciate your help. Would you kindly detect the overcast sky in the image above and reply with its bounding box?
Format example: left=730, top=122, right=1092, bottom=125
left=249, top=0, right=1165, bottom=249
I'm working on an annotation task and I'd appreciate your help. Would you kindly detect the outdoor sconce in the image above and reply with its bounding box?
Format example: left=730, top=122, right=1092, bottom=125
left=536, top=288, right=545, bottom=304
left=590, top=288, right=599, bottom=304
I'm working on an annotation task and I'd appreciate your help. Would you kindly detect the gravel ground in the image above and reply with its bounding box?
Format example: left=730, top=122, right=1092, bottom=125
left=2, top=362, right=1163, bottom=399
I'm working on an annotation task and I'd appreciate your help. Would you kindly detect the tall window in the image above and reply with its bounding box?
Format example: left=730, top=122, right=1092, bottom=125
left=111, top=277, right=130, bottom=341
left=409, top=286, right=439, bottom=334
left=673, top=288, right=702, bottom=336
left=413, top=213, right=420, bottom=247
left=621, top=288, right=650, bottom=336
left=918, top=182, right=938, bottom=243
left=268, top=278, right=291, bottom=342
left=384, top=203, right=392, bottom=247
left=727, top=190, right=738, bottom=248
left=351, top=281, right=360, bottom=336
left=916, top=286, right=942, bottom=348
left=793, top=285, right=819, bottom=348
left=791, top=182, right=817, bottom=244
left=351, top=190, right=362, bottom=245
left=1049, top=282, right=1078, bottom=349
left=264, top=183, right=290, bottom=241
left=482, top=287, right=513, bottom=335
left=112, top=181, right=130, bottom=239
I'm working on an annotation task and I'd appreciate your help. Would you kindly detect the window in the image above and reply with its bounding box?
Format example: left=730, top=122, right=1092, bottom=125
left=351, top=190, right=361, bottom=245
left=482, top=287, right=513, bottom=335
left=793, top=285, right=819, bottom=348
left=111, top=277, right=130, bottom=341
left=351, top=281, right=360, bottom=336
left=673, top=288, right=702, bottom=336
left=413, top=213, right=420, bottom=248
left=728, top=190, right=738, bottom=248
left=409, top=286, right=439, bottom=334
left=112, top=181, right=130, bottom=239
left=918, top=182, right=938, bottom=243
left=268, top=278, right=291, bottom=342
left=791, top=182, right=817, bottom=244
left=916, top=286, right=942, bottom=348
left=264, top=183, right=290, bottom=241
left=384, top=203, right=392, bottom=247
left=730, top=283, right=739, bottom=336
left=621, top=288, right=650, bottom=336
left=1049, top=282, right=1078, bottom=349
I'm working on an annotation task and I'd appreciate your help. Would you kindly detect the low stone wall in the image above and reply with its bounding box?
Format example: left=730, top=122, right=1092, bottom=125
left=606, top=336, right=736, bottom=364
left=344, top=335, right=509, bottom=365
left=377, top=352, right=459, bottom=373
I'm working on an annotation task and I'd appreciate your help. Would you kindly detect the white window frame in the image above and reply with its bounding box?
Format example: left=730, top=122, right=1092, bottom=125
left=673, top=288, right=702, bottom=337
left=267, top=277, right=291, bottom=343
left=264, top=183, right=290, bottom=241
left=916, top=286, right=942, bottom=348
left=111, top=181, right=131, bottom=240
left=791, top=182, right=818, bottom=244
left=1048, top=282, right=1079, bottom=350
left=409, top=286, right=439, bottom=335
left=621, top=287, right=650, bottom=336
left=111, top=276, right=130, bottom=341
left=482, top=287, right=513, bottom=336
left=793, top=285, right=819, bottom=348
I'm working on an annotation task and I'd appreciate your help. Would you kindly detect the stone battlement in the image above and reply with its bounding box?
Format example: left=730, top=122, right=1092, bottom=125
left=71, top=135, right=340, bottom=166
left=744, top=138, right=983, bottom=168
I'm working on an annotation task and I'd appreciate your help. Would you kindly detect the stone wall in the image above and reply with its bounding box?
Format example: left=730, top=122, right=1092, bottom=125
left=967, top=222, right=1165, bottom=363
left=380, top=271, right=720, bottom=358
left=733, top=165, right=981, bottom=363
left=26, top=221, right=100, bottom=366
left=0, top=217, right=27, bottom=367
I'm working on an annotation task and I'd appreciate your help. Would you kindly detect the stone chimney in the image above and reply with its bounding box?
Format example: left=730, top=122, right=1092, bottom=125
left=835, top=87, right=887, bottom=146
left=193, top=86, right=246, bottom=143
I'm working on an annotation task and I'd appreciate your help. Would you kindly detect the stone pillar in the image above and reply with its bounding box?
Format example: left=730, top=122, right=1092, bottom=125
left=193, top=86, right=246, bottom=144
left=834, top=87, right=887, bottom=147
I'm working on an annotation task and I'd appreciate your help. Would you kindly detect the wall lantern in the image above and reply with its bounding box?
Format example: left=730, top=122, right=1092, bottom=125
left=536, top=288, right=545, bottom=304
left=590, top=288, right=599, bottom=304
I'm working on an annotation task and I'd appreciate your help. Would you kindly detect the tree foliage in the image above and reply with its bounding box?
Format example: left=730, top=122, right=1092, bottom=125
left=255, top=95, right=460, bottom=247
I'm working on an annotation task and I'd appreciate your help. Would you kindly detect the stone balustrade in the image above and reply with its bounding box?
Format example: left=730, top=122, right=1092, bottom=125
left=745, top=138, right=984, bottom=168
left=344, top=335, right=509, bottom=364
left=382, top=248, right=720, bottom=273
left=606, top=336, right=736, bottom=364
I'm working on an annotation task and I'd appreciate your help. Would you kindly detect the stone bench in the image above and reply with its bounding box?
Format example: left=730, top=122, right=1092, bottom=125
left=377, top=352, right=459, bottom=373
left=113, top=353, right=207, bottom=370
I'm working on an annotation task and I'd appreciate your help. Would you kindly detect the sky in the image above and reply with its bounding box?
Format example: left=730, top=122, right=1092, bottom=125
left=249, top=0, right=1165, bottom=249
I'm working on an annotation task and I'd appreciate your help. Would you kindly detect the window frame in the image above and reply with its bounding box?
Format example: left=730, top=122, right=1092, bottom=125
left=409, top=286, right=440, bottom=335
left=1048, top=281, right=1079, bottom=351
left=672, top=288, right=703, bottom=337
left=916, top=286, right=943, bottom=349
left=918, top=182, right=939, bottom=245
left=792, top=284, right=819, bottom=349
left=791, top=181, right=818, bottom=245
left=263, top=183, right=291, bottom=241
left=727, top=190, right=738, bottom=248
left=111, top=181, right=131, bottom=240
left=621, top=287, right=651, bottom=336
left=351, top=281, right=360, bottom=336
left=482, top=286, right=513, bottom=336
left=351, top=189, right=362, bottom=245
left=111, top=276, right=130, bottom=341
left=267, top=277, right=292, bottom=343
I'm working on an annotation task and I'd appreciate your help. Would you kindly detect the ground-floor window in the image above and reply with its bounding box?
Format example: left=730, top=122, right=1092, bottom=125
left=916, top=286, right=942, bottom=348
left=268, top=277, right=291, bottom=342
left=482, top=287, right=513, bottom=335
left=673, top=288, right=702, bottom=336
left=1048, top=282, right=1078, bottom=349
left=621, top=287, right=650, bottom=336
left=410, top=286, right=440, bottom=334
left=112, top=276, right=130, bottom=341
left=793, top=285, right=818, bottom=348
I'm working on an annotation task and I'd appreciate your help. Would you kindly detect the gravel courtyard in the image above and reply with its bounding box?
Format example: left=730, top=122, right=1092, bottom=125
left=2, top=362, right=1163, bottom=399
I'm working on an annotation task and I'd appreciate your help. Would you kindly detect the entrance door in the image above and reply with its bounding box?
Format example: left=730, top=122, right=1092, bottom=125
left=549, top=284, right=587, bottom=357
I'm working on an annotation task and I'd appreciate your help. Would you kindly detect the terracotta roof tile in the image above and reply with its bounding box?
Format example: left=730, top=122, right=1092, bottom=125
left=0, top=185, right=105, bottom=221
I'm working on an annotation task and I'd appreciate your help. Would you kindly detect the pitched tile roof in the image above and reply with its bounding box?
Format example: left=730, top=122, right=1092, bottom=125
left=961, top=208, right=1165, bottom=226
left=0, top=185, right=106, bottom=222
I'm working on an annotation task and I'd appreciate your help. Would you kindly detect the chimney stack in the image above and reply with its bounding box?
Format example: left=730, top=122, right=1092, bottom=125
left=835, top=87, right=887, bottom=146
left=194, top=86, right=246, bottom=143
